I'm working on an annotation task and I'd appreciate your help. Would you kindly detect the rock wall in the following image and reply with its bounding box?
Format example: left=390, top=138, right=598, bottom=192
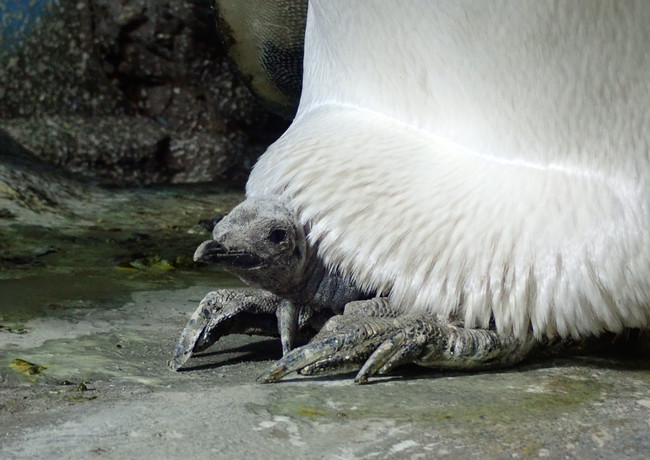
left=0, top=0, right=290, bottom=187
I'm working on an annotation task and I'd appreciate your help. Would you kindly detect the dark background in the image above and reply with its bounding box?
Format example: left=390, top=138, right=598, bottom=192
left=0, top=0, right=291, bottom=188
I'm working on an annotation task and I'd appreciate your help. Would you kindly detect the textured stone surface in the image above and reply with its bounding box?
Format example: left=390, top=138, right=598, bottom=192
left=1, top=286, right=650, bottom=459
left=0, top=0, right=289, bottom=186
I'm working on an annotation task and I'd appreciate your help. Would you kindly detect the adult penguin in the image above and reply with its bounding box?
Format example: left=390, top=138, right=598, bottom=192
left=213, top=0, right=307, bottom=119
left=244, top=1, right=650, bottom=382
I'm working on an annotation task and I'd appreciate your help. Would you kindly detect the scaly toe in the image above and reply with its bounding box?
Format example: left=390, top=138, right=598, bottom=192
left=257, top=336, right=345, bottom=382
left=354, top=331, right=406, bottom=383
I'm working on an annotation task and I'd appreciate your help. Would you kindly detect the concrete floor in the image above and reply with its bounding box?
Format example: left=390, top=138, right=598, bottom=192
left=2, top=284, right=650, bottom=459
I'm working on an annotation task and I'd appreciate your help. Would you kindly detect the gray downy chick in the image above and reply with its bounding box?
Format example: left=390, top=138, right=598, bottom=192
left=169, top=197, right=366, bottom=370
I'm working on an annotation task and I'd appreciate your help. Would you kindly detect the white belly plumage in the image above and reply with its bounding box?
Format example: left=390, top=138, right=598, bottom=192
left=247, top=0, right=650, bottom=339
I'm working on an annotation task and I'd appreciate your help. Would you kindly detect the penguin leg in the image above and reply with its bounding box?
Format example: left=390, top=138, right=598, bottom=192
left=169, top=289, right=334, bottom=370
left=169, top=289, right=283, bottom=370
left=258, top=298, right=537, bottom=383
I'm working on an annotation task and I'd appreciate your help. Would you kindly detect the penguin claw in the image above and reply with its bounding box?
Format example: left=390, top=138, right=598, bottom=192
left=169, top=289, right=280, bottom=371
left=257, top=336, right=349, bottom=382
left=258, top=313, right=418, bottom=383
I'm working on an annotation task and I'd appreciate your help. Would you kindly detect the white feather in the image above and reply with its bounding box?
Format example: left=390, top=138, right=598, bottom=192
left=247, top=0, right=650, bottom=339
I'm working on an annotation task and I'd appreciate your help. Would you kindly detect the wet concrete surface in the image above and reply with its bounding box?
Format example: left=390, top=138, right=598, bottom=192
left=1, top=185, right=650, bottom=459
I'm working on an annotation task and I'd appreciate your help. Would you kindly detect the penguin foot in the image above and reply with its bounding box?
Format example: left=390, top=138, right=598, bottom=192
left=258, top=298, right=535, bottom=383
left=169, top=289, right=281, bottom=370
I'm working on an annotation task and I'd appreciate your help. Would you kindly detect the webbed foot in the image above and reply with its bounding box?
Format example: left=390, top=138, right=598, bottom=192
left=258, top=298, right=536, bottom=383
left=169, top=289, right=281, bottom=370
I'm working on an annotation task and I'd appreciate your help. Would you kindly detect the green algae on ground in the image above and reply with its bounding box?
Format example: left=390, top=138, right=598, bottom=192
left=67, top=385, right=99, bottom=402
left=251, top=366, right=612, bottom=454
left=53, top=380, right=99, bottom=402
left=1, top=329, right=182, bottom=387
left=10, top=358, right=48, bottom=381
left=67, top=394, right=98, bottom=402
left=0, top=323, right=28, bottom=334
left=297, top=405, right=329, bottom=418
left=0, top=185, right=244, bottom=324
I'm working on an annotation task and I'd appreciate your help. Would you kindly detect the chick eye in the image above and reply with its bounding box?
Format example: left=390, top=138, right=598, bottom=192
left=268, top=229, right=288, bottom=244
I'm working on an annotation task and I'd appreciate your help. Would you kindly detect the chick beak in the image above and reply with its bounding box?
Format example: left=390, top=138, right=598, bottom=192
left=193, top=240, right=226, bottom=263
left=193, top=240, right=264, bottom=268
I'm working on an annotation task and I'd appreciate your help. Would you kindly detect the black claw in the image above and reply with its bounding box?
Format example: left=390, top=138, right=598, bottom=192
left=354, top=375, right=369, bottom=385
left=257, top=365, right=288, bottom=383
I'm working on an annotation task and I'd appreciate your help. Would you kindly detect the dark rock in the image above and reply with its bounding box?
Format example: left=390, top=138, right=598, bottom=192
left=197, top=214, right=225, bottom=232
left=0, top=209, right=17, bottom=219
left=2, top=116, right=171, bottom=186
left=0, top=128, right=87, bottom=215
left=0, top=0, right=290, bottom=187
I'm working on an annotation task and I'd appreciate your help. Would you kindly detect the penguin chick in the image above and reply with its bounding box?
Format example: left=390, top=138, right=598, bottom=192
left=169, top=197, right=365, bottom=370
